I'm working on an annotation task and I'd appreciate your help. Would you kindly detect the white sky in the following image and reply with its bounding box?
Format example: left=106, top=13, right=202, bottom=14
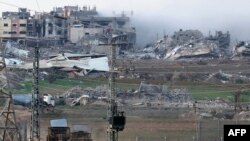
left=1, top=0, right=250, bottom=46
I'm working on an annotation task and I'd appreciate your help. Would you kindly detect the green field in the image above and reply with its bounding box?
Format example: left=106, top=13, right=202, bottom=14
left=14, top=78, right=250, bottom=102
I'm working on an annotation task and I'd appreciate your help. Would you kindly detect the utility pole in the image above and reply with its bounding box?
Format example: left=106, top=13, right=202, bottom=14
left=108, top=36, right=118, bottom=141
left=234, top=89, right=242, bottom=113
left=30, top=40, right=40, bottom=141
left=0, top=42, right=21, bottom=141
left=107, top=35, right=126, bottom=141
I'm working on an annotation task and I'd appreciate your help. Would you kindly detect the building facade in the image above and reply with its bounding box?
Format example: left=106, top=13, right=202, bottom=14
left=0, top=6, right=136, bottom=48
left=0, top=18, right=27, bottom=43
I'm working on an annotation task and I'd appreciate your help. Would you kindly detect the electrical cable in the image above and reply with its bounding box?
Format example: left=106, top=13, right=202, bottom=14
left=35, top=0, right=41, bottom=11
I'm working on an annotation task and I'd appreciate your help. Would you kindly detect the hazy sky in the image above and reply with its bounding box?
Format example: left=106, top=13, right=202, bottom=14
left=1, top=0, right=250, bottom=46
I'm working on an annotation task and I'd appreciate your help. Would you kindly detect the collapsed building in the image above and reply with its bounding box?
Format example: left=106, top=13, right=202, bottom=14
left=60, top=81, right=192, bottom=108
left=66, top=6, right=136, bottom=54
left=141, top=29, right=230, bottom=60
left=233, top=41, right=250, bottom=57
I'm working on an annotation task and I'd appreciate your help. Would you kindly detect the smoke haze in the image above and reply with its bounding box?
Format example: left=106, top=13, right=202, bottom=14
left=1, top=0, right=250, bottom=46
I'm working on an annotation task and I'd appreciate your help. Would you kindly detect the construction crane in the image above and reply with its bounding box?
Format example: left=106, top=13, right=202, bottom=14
left=0, top=42, right=21, bottom=141
left=107, top=35, right=126, bottom=141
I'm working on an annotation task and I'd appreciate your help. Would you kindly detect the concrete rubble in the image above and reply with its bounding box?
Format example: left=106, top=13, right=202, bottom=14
left=18, top=53, right=109, bottom=72
left=5, top=41, right=29, bottom=58
left=206, top=70, right=250, bottom=84
left=60, top=82, right=193, bottom=108
left=234, top=111, right=250, bottom=120
left=164, top=42, right=219, bottom=60
left=61, top=85, right=109, bottom=106
left=233, top=41, right=250, bottom=57
left=126, top=29, right=230, bottom=60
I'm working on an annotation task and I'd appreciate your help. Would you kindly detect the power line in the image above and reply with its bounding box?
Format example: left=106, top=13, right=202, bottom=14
left=0, top=1, right=23, bottom=9
left=35, top=0, right=41, bottom=11
left=0, top=1, right=38, bottom=12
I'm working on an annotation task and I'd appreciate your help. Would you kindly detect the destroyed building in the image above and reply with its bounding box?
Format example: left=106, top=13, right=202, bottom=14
left=206, top=31, right=230, bottom=53
left=42, top=9, right=68, bottom=44
left=67, top=6, right=136, bottom=53
left=233, top=41, right=250, bottom=57
left=2, top=8, right=30, bottom=19
left=140, top=29, right=230, bottom=60
left=171, top=29, right=204, bottom=46
left=0, top=6, right=136, bottom=49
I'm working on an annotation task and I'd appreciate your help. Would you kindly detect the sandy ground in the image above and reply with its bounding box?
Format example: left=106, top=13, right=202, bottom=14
left=14, top=106, right=197, bottom=141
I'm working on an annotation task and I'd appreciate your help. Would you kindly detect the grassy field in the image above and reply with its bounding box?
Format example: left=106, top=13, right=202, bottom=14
left=14, top=78, right=249, bottom=141
left=14, top=78, right=250, bottom=102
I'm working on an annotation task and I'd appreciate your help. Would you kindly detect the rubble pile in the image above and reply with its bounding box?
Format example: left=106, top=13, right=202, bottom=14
left=138, top=82, right=163, bottom=94
left=5, top=41, right=29, bottom=58
left=166, top=89, right=191, bottom=102
left=62, top=85, right=109, bottom=106
left=171, top=29, right=204, bottom=46
left=165, top=42, right=219, bottom=60
left=59, top=82, right=193, bottom=108
left=234, top=111, right=250, bottom=120
left=233, top=41, right=250, bottom=57
left=136, top=29, right=230, bottom=60
left=206, top=71, right=250, bottom=84
left=124, top=82, right=192, bottom=107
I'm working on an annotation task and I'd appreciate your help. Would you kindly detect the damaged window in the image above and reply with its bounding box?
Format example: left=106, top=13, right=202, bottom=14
left=9, top=31, right=17, bottom=34
left=48, top=30, right=53, bottom=34
left=20, top=31, right=26, bottom=34
left=20, top=24, right=26, bottom=27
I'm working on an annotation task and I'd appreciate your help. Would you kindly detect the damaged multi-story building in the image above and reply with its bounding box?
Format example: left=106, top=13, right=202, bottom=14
left=66, top=6, right=136, bottom=54
left=0, top=6, right=136, bottom=50
left=0, top=8, right=44, bottom=45
left=206, top=31, right=230, bottom=54
left=0, top=8, right=30, bottom=44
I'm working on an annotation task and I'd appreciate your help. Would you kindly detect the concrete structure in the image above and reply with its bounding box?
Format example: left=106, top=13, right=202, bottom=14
left=0, top=8, right=30, bottom=42
left=2, top=8, right=30, bottom=19
left=69, top=24, right=85, bottom=44
left=18, top=53, right=109, bottom=72
left=27, top=19, right=42, bottom=37
left=0, top=18, right=27, bottom=43
left=43, top=14, right=67, bottom=42
left=65, top=5, right=136, bottom=49
left=1, top=6, right=136, bottom=48
left=0, top=18, right=11, bottom=41
left=69, top=24, right=103, bottom=44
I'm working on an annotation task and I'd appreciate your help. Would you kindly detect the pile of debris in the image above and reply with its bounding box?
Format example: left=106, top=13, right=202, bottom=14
left=59, top=81, right=193, bottom=108
left=206, top=70, right=250, bottom=84
left=124, top=82, right=192, bottom=107
left=165, top=42, right=219, bottom=60
left=234, top=111, right=250, bottom=120
left=137, top=29, right=230, bottom=60
left=5, top=41, right=29, bottom=58
left=233, top=41, right=250, bottom=57
left=61, top=85, right=109, bottom=106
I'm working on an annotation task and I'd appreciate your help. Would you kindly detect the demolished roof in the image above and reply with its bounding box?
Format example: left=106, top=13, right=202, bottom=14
left=165, top=42, right=219, bottom=60
left=17, top=53, right=109, bottom=72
